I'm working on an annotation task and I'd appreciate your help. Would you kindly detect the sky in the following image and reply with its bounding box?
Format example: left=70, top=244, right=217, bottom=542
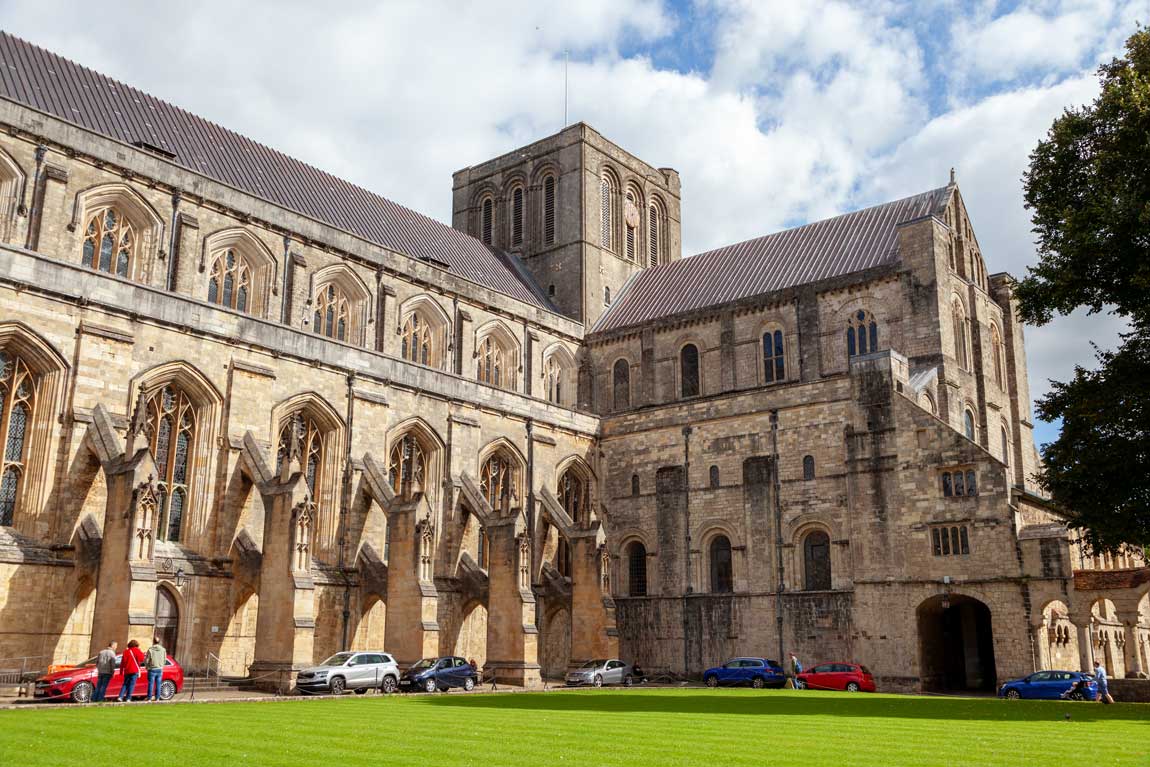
left=1, top=0, right=1142, bottom=447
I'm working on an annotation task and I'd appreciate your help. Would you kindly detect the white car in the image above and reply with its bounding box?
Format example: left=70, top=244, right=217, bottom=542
left=565, top=659, right=635, bottom=687
left=296, top=651, right=400, bottom=695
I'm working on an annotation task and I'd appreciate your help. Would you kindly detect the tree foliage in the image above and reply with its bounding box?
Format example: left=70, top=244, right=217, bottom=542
left=1018, top=27, right=1150, bottom=552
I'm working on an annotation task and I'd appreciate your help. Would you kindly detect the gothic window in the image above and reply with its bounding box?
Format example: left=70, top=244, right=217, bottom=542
left=763, top=329, right=785, bottom=383
left=277, top=412, right=325, bottom=497
left=388, top=432, right=426, bottom=500
left=476, top=335, right=508, bottom=389
left=604, top=287, right=611, bottom=305
left=709, top=535, right=733, bottom=593
left=803, top=530, right=831, bottom=590
left=480, top=196, right=494, bottom=245
left=803, top=455, right=815, bottom=481
left=709, top=465, right=719, bottom=489
left=964, top=409, right=976, bottom=441
left=599, top=175, right=614, bottom=251
left=648, top=201, right=661, bottom=266
left=846, top=310, right=878, bottom=358
left=680, top=344, right=700, bottom=398
left=952, top=300, right=969, bottom=369
left=510, top=186, right=524, bottom=247
left=312, top=283, right=350, bottom=342
left=624, top=190, right=638, bottom=262
left=542, top=175, right=557, bottom=245
left=543, top=355, right=563, bottom=405
left=630, top=474, right=640, bottom=497
left=626, top=540, right=647, bottom=596
left=1001, top=424, right=1011, bottom=469
left=401, top=311, right=433, bottom=366
left=81, top=206, right=135, bottom=278
left=559, top=468, right=588, bottom=526
left=480, top=451, right=517, bottom=513
left=0, top=351, right=35, bottom=527
left=144, top=385, right=197, bottom=543
left=612, top=359, right=630, bottom=411
left=991, top=324, right=1006, bottom=388
left=941, top=468, right=978, bottom=497
left=207, top=248, right=251, bottom=312
left=931, top=525, right=970, bottom=556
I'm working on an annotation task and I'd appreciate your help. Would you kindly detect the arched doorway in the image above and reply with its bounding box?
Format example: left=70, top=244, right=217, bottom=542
left=155, top=586, right=180, bottom=658
left=453, top=601, right=487, bottom=668
left=917, top=594, right=996, bottom=692
left=538, top=606, right=571, bottom=680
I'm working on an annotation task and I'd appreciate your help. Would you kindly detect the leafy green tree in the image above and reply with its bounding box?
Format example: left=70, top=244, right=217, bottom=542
left=1017, top=27, right=1150, bottom=553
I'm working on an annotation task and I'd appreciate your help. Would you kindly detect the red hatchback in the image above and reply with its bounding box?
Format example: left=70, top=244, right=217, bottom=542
left=33, top=653, right=184, bottom=703
left=797, top=662, right=876, bottom=692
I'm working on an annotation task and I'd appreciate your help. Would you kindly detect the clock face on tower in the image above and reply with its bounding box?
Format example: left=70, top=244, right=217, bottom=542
left=624, top=198, right=641, bottom=229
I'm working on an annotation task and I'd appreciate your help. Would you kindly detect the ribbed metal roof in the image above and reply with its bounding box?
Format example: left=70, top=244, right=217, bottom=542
left=0, top=32, right=551, bottom=309
left=593, top=186, right=952, bottom=333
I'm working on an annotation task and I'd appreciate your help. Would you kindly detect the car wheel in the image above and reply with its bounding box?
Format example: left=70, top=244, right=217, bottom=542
left=793, top=679, right=805, bottom=690
left=1068, top=691, right=1084, bottom=701
left=463, top=676, right=475, bottom=692
left=329, top=676, right=346, bottom=696
left=623, top=675, right=633, bottom=687
left=751, top=676, right=765, bottom=689
left=159, top=680, right=177, bottom=701
left=593, top=674, right=603, bottom=688
left=1004, top=689, right=1021, bottom=700
left=381, top=676, right=398, bottom=694
left=705, top=675, right=718, bottom=688
left=845, top=682, right=860, bottom=692
left=71, top=681, right=94, bottom=703
left=424, top=678, right=438, bottom=694
left=354, top=687, right=368, bottom=695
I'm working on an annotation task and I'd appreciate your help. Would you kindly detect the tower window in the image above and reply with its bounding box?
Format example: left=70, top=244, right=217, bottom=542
left=600, top=176, right=614, bottom=251
left=511, top=186, right=524, bottom=247
left=543, top=175, right=556, bottom=245
left=648, top=202, right=660, bottom=266
left=480, top=197, right=494, bottom=245
left=625, top=190, right=638, bottom=262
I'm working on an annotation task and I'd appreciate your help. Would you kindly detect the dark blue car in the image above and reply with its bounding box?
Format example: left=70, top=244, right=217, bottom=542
left=398, top=656, right=478, bottom=693
left=703, top=658, right=787, bottom=689
left=999, top=670, right=1097, bottom=700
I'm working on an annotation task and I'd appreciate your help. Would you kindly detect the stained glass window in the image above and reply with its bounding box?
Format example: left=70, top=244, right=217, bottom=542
left=0, top=351, right=35, bottom=526
left=401, top=312, right=433, bottom=366
left=476, top=335, right=507, bottom=389
left=207, top=248, right=252, bottom=313
left=543, top=355, right=563, bottom=405
left=847, top=310, right=878, bottom=359
left=144, top=385, right=196, bottom=542
left=763, top=329, right=785, bottom=383
left=313, top=283, right=351, bottom=342
left=81, top=207, right=134, bottom=278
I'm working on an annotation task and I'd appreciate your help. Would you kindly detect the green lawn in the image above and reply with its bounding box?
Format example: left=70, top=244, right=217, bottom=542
left=0, top=688, right=1145, bottom=766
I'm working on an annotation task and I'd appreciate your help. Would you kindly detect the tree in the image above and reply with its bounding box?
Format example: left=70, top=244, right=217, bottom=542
left=1017, top=27, right=1150, bottom=553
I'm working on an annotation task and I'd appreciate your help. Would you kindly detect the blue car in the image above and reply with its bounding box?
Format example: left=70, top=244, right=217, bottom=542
left=398, top=656, right=478, bottom=693
left=998, top=670, right=1097, bottom=700
left=703, top=658, right=787, bottom=689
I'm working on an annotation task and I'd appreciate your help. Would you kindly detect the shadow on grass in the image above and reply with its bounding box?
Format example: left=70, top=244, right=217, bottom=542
left=416, top=689, right=1147, bottom=724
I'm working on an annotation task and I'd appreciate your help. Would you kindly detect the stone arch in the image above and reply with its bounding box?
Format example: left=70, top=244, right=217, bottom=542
left=554, top=455, right=595, bottom=527
left=217, top=587, right=259, bottom=676
left=619, top=534, right=650, bottom=597
left=538, top=603, right=572, bottom=680
left=154, top=581, right=184, bottom=662
left=474, top=320, right=521, bottom=391
left=917, top=593, right=997, bottom=692
left=53, top=576, right=96, bottom=664
left=540, top=342, right=577, bottom=407
left=201, top=227, right=278, bottom=317
left=396, top=294, right=451, bottom=369
left=798, top=524, right=832, bottom=591
left=1039, top=598, right=1079, bottom=671
left=72, top=182, right=165, bottom=282
left=385, top=416, right=445, bottom=503
left=352, top=592, right=387, bottom=650
left=309, top=264, right=372, bottom=346
left=698, top=524, right=738, bottom=594
left=453, top=599, right=488, bottom=668
left=0, top=146, right=26, bottom=243
left=477, top=436, right=526, bottom=513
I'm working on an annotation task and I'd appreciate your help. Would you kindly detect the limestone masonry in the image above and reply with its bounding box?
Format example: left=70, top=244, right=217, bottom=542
left=0, top=31, right=1145, bottom=692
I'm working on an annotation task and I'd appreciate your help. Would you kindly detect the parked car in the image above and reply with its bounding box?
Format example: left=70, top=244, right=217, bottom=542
left=796, top=662, right=876, bottom=692
left=33, top=654, right=183, bottom=703
left=565, top=659, right=634, bottom=687
left=703, top=658, right=787, bottom=689
left=297, top=651, right=400, bottom=695
left=399, top=656, right=478, bottom=693
left=999, top=670, right=1097, bottom=700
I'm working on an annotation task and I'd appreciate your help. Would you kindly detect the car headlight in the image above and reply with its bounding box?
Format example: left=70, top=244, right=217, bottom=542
left=313, top=671, right=328, bottom=677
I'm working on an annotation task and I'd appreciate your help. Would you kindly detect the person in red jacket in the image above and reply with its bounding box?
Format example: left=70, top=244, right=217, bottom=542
left=117, top=639, right=145, bottom=701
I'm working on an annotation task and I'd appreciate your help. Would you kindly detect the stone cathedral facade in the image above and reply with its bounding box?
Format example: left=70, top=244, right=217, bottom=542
left=0, top=32, right=1145, bottom=692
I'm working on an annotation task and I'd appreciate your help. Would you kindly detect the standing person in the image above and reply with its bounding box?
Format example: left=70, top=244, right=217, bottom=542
left=790, top=653, right=804, bottom=689
left=117, top=640, right=144, bottom=702
left=1093, top=660, right=1115, bottom=704
left=93, top=641, right=118, bottom=702
left=145, top=636, right=167, bottom=702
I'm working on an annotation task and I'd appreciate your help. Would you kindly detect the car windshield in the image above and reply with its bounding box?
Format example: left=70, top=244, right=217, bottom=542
left=319, top=653, right=354, bottom=667
left=579, top=660, right=607, bottom=670
left=410, top=658, right=436, bottom=671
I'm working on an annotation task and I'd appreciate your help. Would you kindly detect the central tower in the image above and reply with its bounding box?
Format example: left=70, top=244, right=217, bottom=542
left=452, top=123, right=681, bottom=328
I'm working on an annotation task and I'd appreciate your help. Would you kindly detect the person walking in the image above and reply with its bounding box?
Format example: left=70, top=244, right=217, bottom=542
left=790, top=653, right=804, bottom=690
left=93, top=640, right=118, bottom=702
left=117, top=639, right=145, bottom=702
left=1093, top=660, right=1115, bottom=704
left=145, top=636, right=167, bottom=702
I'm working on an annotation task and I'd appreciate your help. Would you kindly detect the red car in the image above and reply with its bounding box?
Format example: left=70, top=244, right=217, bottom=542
left=797, top=662, right=876, bottom=692
left=33, top=653, right=184, bottom=703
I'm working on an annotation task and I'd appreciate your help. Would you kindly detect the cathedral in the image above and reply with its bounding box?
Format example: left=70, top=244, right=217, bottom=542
left=0, top=31, right=1145, bottom=692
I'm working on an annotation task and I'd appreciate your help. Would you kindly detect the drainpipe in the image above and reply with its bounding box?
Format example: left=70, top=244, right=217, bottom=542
left=771, top=409, right=785, bottom=666
left=165, top=191, right=182, bottom=291
left=526, top=418, right=539, bottom=627
left=23, top=145, right=46, bottom=250
left=338, top=372, right=356, bottom=649
left=682, top=424, right=692, bottom=676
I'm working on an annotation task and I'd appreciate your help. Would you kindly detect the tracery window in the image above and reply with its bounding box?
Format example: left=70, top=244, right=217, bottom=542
left=680, top=344, right=700, bottom=398
left=709, top=535, right=733, bottom=593
left=846, top=310, right=878, bottom=358
left=401, top=312, right=433, bottom=366
left=277, top=412, right=325, bottom=496
left=627, top=540, right=647, bottom=596
left=0, top=351, right=35, bottom=527
left=964, top=409, right=976, bottom=441
left=559, top=468, right=588, bottom=526
left=312, top=283, right=350, bottom=341
left=143, top=385, right=197, bottom=543
left=476, top=335, right=508, bottom=389
left=81, top=207, right=134, bottom=278
left=763, top=329, right=785, bottom=383
left=543, top=355, right=563, bottom=405
left=388, top=433, right=426, bottom=500
left=207, top=249, right=251, bottom=312
left=991, top=324, right=1006, bottom=388
left=952, top=300, right=969, bottom=369
left=803, top=530, right=831, bottom=590
left=612, top=359, right=630, bottom=411
left=542, top=175, right=557, bottom=246
left=480, top=452, right=517, bottom=513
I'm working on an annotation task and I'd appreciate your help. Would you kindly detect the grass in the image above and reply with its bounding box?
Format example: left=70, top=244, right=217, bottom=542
left=0, top=688, right=1146, bottom=766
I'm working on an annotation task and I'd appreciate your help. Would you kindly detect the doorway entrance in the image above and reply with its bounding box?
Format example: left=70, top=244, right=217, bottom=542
left=917, top=594, right=997, bottom=692
left=155, top=586, right=180, bottom=658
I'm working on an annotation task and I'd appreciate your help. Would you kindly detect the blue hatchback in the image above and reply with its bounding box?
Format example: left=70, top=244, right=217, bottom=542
left=999, top=670, right=1097, bottom=700
left=703, top=658, right=787, bottom=689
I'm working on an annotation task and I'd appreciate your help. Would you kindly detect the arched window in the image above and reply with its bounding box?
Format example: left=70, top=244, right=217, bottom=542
left=920, top=391, right=937, bottom=416
left=401, top=311, right=433, bottom=366
left=991, top=324, right=1006, bottom=388
left=542, top=175, right=557, bottom=245
left=648, top=201, right=661, bottom=266
left=0, top=351, right=35, bottom=527
left=763, top=329, right=785, bottom=383
left=952, top=299, right=969, bottom=369
left=510, top=185, right=525, bottom=247
left=1000, top=423, right=1011, bottom=469
left=802, top=455, right=815, bottom=481
left=388, top=432, right=426, bottom=500
left=559, top=468, right=588, bottom=526
left=312, top=283, right=351, bottom=341
left=81, top=207, right=135, bottom=278
left=612, top=359, right=630, bottom=411
left=480, top=196, right=494, bottom=245
left=680, top=344, right=700, bottom=398
left=624, top=189, right=638, bottom=262
left=626, top=541, right=647, bottom=596
left=144, top=385, right=197, bottom=542
left=709, top=535, right=733, bottom=593
left=277, top=411, right=325, bottom=497
left=604, top=287, right=611, bottom=305
left=709, top=465, right=720, bottom=489
left=480, top=451, right=517, bottom=513
left=846, top=310, right=878, bottom=358
left=476, top=335, right=508, bottom=389
left=543, top=355, right=562, bottom=404
left=207, top=248, right=251, bottom=312
left=599, top=175, right=614, bottom=251
left=803, top=530, right=831, bottom=590
left=630, top=474, right=640, bottom=497
left=964, top=409, right=976, bottom=441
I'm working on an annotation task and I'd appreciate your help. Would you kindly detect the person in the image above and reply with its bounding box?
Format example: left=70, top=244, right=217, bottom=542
left=1093, top=660, right=1114, bottom=704
left=145, top=636, right=166, bottom=702
left=790, top=653, right=804, bottom=689
left=117, top=639, right=144, bottom=701
left=93, top=640, right=118, bottom=702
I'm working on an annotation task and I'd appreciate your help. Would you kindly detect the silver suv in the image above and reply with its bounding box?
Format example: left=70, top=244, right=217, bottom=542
left=297, top=651, right=400, bottom=695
